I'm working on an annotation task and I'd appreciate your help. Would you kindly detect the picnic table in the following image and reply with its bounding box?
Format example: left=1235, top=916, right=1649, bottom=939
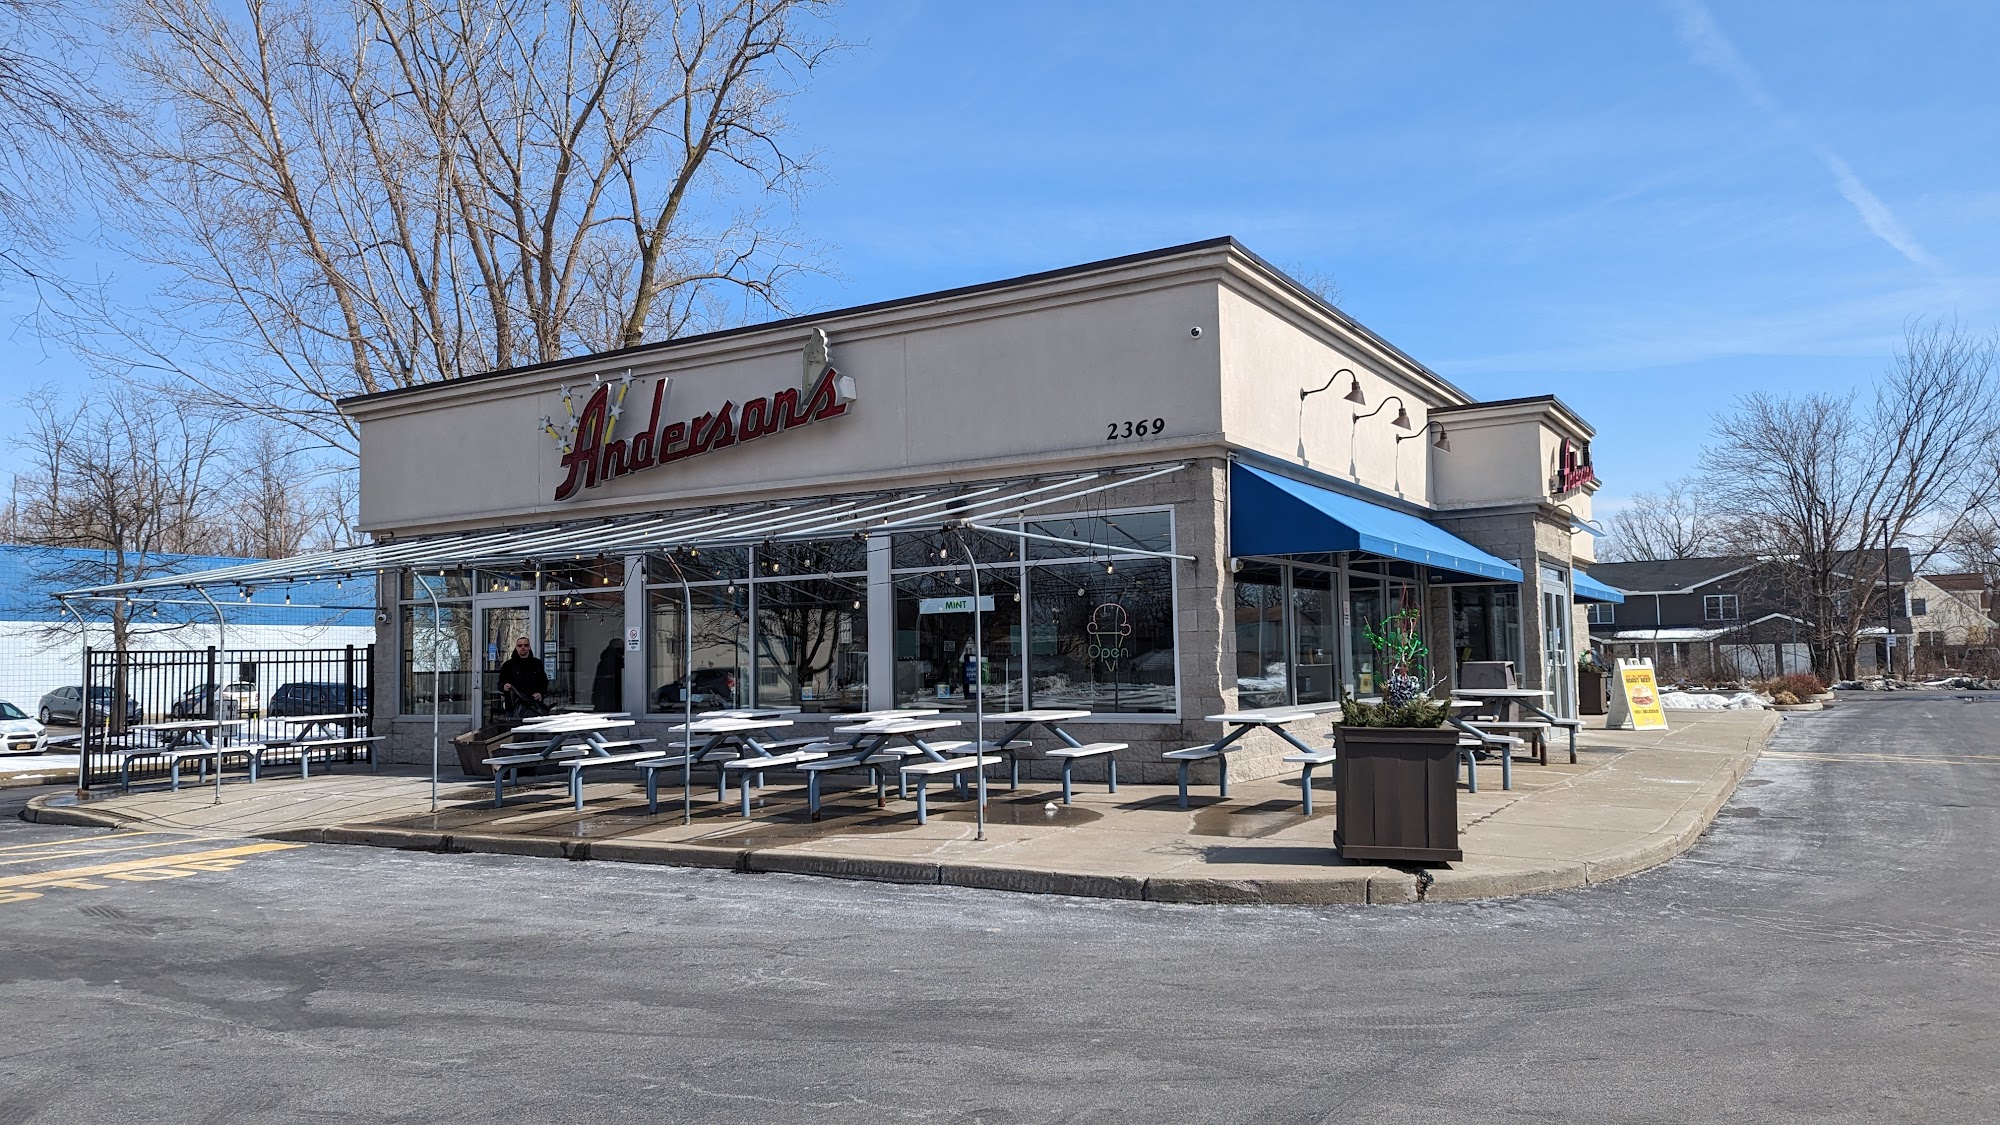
left=805, top=716, right=983, bottom=823
left=126, top=719, right=253, bottom=792
left=1450, top=687, right=1567, bottom=766
left=980, top=709, right=1125, bottom=803
left=261, top=711, right=381, bottom=780
left=485, top=714, right=654, bottom=809
left=1165, top=705, right=1340, bottom=809
left=649, top=716, right=803, bottom=816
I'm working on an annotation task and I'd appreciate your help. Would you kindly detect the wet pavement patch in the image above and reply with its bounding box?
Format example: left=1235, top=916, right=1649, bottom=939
left=936, top=795, right=1103, bottom=828
left=1189, top=799, right=1310, bottom=839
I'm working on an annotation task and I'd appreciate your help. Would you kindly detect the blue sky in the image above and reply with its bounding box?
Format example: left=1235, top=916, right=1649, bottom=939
left=4, top=0, right=1994, bottom=514
left=773, top=0, right=1999, bottom=512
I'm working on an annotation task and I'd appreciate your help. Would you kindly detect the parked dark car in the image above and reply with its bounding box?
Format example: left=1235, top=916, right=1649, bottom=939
left=268, top=682, right=370, bottom=717
left=37, top=686, right=143, bottom=727
left=653, top=667, right=738, bottom=710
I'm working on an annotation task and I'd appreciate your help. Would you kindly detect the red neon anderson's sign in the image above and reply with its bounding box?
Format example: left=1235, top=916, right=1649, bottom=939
left=550, top=366, right=852, bottom=502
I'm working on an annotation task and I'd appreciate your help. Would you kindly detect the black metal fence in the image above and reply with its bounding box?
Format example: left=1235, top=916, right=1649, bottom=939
left=78, top=645, right=375, bottom=790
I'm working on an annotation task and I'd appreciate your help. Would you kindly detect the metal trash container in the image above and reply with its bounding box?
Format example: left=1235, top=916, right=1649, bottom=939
left=1333, top=726, right=1462, bottom=863
left=1578, top=669, right=1608, bottom=715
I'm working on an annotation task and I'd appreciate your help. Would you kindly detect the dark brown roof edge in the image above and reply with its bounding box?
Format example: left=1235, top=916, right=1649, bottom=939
left=1431, top=393, right=1595, bottom=436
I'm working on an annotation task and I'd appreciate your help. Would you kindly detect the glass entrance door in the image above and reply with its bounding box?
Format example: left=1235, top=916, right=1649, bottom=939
left=478, top=601, right=537, bottom=719
left=1540, top=567, right=1574, bottom=718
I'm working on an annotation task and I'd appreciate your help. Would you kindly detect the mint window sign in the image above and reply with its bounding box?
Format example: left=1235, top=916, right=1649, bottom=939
left=918, top=595, right=995, bottom=615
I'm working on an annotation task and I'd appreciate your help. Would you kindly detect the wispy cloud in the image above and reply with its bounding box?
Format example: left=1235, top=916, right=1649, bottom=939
left=1435, top=272, right=2000, bottom=375
left=1665, top=0, right=1942, bottom=273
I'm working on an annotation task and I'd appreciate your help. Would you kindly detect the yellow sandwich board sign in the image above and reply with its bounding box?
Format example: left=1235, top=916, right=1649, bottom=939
left=1608, top=658, right=1668, bottom=731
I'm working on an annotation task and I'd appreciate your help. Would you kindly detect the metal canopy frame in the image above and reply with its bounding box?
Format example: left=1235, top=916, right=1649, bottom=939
left=56, top=463, right=1194, bottom=816
left=57, top=463, right=1193, bottom=601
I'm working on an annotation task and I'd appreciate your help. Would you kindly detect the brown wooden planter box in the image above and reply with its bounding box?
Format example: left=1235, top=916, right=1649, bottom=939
left=451, top=723, right=520, bottom=779
left=1333, top=725, right=1462, bottom=863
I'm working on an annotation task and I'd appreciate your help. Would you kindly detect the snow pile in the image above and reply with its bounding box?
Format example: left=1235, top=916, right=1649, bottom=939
left=1659, top=690, right=1769, bottom=711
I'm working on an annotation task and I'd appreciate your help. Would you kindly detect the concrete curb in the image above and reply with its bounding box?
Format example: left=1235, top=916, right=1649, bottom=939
left=16, top=713, right=1777, bottom=906
left=20, top=797, right=129, bottom=829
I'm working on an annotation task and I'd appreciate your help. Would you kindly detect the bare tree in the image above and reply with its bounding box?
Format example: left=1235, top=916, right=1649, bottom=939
left=1941, top=447, right=2000, bottom=590
left=5, top=384, right=236, bottom=731
left=210, top=426, right=325, bottom=559
left=1600, top=477, right=1721, bottom=561
left=85, top=0, right=835, bottom=453
left=1701, top=322, right=2000, bottom=679
left=0, top=0, right=118, bottom=289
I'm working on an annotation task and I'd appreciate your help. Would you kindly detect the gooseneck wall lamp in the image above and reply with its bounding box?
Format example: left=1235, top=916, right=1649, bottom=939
left=1300, top=367, right=1367, bottom=404
left=1352, top=394, right=1413, bottom=431
left=1395, top=418, right=1452, bottom=451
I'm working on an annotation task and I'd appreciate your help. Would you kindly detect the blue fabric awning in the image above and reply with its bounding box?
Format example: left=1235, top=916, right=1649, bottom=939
left=1573, top=569, right=1625, bottom=604
left=1230, top=463, right=1525, bottom=583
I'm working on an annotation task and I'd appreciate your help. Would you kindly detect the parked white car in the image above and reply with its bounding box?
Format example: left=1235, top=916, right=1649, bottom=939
left=0, top=700, right=47, bottom=754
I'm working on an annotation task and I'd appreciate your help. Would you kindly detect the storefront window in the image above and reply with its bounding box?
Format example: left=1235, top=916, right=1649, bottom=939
left=890, top=509, right=1179, bottom=716
left=893, top=569, right=1023, bottom=711
left=891, top=528, right=1016, bottom=569
left=402, top=570, right=472, bottom=599
left=646, top=548, right=748, bottom=585
left=754, top=575, right=868, bottom=712
left=1025, top=511, right=1172, bottom=559
left=543, top=557, right=624, bottom=592
left=648, top=585, right=750, bottom=713
left=543, top=591, right=625, bottom=711
left=1451, top=586, right=1523, bottom=673
left=475, top=568, right=538, bottom=594
left=1233, top=563, right=1287, bottom=709
left=1027, top=559, right=1175, bottom=712
left=1348, top=581, right=1382, bottom=696
left=401, top=604, right=471, bottom=714
left=1291, top=568, right=1336, bottom=704
left=1346, top=575, right=1426, bottom=697
left=759, top=537, right=868, bottom=577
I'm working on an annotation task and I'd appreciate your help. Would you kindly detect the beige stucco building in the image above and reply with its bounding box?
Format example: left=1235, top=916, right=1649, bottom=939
left=346, top=238, right=1620, bottom=781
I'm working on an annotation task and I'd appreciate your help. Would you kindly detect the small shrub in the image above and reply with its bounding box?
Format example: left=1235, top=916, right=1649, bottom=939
left=1772, top=690, right=1800, bottom=705
left=1338, top=692, right=1448, bottom=729
left=1763, top=673, right=1828, bottom=699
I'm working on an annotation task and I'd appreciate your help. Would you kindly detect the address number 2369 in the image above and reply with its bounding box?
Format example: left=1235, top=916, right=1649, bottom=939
left=1106, top=418, right=1165, bottom=441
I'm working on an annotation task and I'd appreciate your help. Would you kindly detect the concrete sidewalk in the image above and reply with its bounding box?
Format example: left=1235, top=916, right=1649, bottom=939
left=24, top=709, right=1779, bottom=905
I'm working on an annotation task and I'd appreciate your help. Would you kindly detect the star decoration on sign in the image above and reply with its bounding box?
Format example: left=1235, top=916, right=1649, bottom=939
left=540, top=371, right=636, bottom=455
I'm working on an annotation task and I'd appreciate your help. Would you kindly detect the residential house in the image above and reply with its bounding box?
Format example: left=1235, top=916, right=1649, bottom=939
left=1587, top=551, right=1913, bottom=682
left=1909, top=572, right=1998, bottom=674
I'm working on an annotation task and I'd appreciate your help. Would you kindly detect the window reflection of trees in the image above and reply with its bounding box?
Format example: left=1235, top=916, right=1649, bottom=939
left=754, top=576, right=866, bottom=709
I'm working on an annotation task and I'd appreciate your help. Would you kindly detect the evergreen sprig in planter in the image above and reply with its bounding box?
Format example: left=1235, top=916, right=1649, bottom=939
left=1332, top=612, right=1463, bottom=863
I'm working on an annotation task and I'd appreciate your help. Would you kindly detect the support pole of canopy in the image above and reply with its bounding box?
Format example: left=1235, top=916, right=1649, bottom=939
left=657, top=551, right=696, bottom=826
left=57, top=598, right=89, bottom=795
left=951, top=527, right=986, bottom=843
left=193, top=588, right=229, bottom=807
left=417, top=576, right=442, bottom=812
left=193, top=587, right=228, bottom=653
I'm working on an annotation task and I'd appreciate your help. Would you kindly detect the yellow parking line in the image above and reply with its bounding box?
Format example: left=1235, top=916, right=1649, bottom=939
left=0, top=842, right=301, bottom=891
left=0, top=831, right=171, bottom=855
left=0, top=837, right=219, bottom=867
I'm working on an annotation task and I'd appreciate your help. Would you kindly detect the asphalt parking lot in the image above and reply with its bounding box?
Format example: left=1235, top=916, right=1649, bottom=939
left=2, top=694, right=1996, bottom=1123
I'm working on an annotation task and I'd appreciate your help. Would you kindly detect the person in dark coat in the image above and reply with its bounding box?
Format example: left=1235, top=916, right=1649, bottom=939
left=590, top=637, right=624, bottom=712
left=495, top=637, right=548, bottom=718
